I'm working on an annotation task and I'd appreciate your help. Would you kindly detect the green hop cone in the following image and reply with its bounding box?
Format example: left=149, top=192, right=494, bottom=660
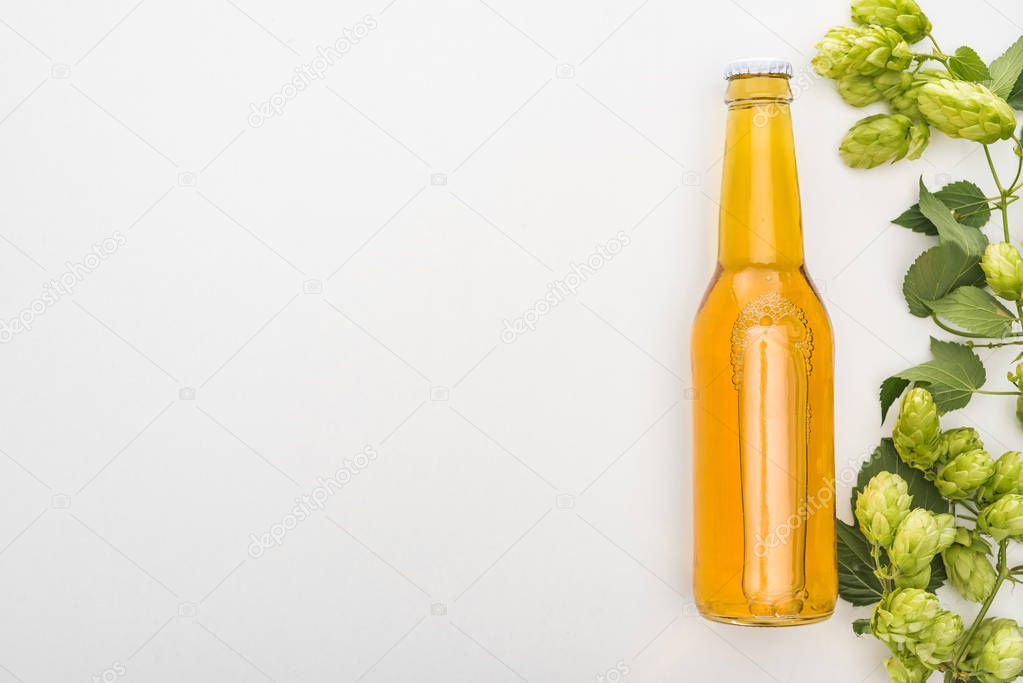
left=840, top=114, right=916, bottom=168
left=977, top=493, right=1023, bottom=541
left=934, top=449, right=995, bottom=500
left=942, top=541, right=997, bottom=602
left=893, top=387, right=942, bottom=470
left=961, top=618, right=1023, bottom=683
left=981, top=242, right=1023, bottom=301
left=838, top=74, right=885, bottom=107
left=894, top=565, right=930, bottom=589
left=978, top=451, right=1023, bottom=503
left=913, top=609, right=963, bottom=669
left=874, top=70, right=912, bottom=100
left=906, top=120, right=929, bottom=160
left=917, top=80, right=1017, bottom=144
left=890, top=508, right=956, bottom=576
left=938, top=427, right=984, bottom=464
left=855, top=471, right=912, bottom=546
left=888, top=69, right=950, bottom=120
left=813, top=25, right=912, bottom=79
left=884, top=653, right=930, bottom=683
left=870, top=587, right=941, bottom=648
left=851, top=0, right=932, bottom=44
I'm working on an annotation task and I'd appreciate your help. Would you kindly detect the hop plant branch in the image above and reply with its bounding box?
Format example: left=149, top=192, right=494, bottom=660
left=817, top=3, right=1023, bottom=681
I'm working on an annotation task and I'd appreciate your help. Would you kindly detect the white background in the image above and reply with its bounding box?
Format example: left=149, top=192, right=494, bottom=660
left=1, top=0, right=1022, bottom=681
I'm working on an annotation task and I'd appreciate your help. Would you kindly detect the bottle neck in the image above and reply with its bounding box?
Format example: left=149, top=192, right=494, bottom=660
left=718, top=75, right=804, bottom=269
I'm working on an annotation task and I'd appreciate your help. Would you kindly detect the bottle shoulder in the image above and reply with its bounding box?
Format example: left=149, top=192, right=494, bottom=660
left=694, top=266, right=831, bottom=335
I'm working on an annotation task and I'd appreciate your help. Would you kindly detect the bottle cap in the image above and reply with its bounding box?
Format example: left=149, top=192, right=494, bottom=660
left=724, top=58, right=793, bottom=80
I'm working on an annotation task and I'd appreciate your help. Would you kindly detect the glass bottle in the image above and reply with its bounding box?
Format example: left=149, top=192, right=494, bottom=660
left=690, top=59, right=836, bottom=626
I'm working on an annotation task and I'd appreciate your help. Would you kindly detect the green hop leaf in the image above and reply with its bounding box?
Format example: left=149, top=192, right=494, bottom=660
left=893, top=387, right=942, bottom=469
left=839, top=114, right=915, bottom=168
left=981, top=242, right=1023, bottom=301
left=918, top=179, right=989, bottom=258
left=850, top=0, right=931, bottom=43
left=1010, top=71, right=1023, bottom=110
left=917, top=79, right=1017, bottom=144
left=961, top=618, right=1023, bottom=682
left=977, top=450, right=1023, bottom=503
left=813, top=25, right=913, bottom=79
left=855, top=471, right=912, bottom=546
left=892, top=180, right=992, bottom=234
left=942, top=541, right=997, bottom=602
left=948, top=46, right=992, bottom=82
left=926, top=286, right=1014, bottom=338
left=988, top=35, right=1023, bottom=100
left=836, top=519, right=885, bottom=606
left=886, top=338, right=986, bottom=414
left=977, top=493, right=1023, bottom=541
left=934, top=449, right=995, bottom=499
left=902, top=244, right=984, bottom=319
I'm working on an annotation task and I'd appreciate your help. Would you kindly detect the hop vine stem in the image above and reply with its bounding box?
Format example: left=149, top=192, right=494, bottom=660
left=949, top=540, right=1011, bottom=675
left=983, top=142, right=1023, bottom=324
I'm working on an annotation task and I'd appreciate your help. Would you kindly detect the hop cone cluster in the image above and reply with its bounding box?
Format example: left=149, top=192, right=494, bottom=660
left=856, top=472, right=912, bottom=546
left=961, top=618, right=1023, bottom=682
left=893, top=388, right=942, bottom=470
left=851, top=0, right=931, bottom=44
left=978, top=451, right=1023, bottom=503
left=982, top=243, right=1023, bottom=302
left=815, top=0, right=1017, bottom=168
left=937, top=426, right=983, bottom=463
left=813, top=25, right=912, bottom=78
left=887, top=69, right=949, bottom=120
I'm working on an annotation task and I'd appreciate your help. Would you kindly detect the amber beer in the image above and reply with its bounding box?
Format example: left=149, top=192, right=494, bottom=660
left=691, top=59, right=836, bottom=625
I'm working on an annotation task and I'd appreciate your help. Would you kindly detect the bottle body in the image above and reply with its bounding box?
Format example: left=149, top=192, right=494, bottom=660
left=690, top=72, right=836, bottom=625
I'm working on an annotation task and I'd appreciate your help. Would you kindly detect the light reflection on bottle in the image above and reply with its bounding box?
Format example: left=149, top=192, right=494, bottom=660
left=731, top=293, right=811, bottom=616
